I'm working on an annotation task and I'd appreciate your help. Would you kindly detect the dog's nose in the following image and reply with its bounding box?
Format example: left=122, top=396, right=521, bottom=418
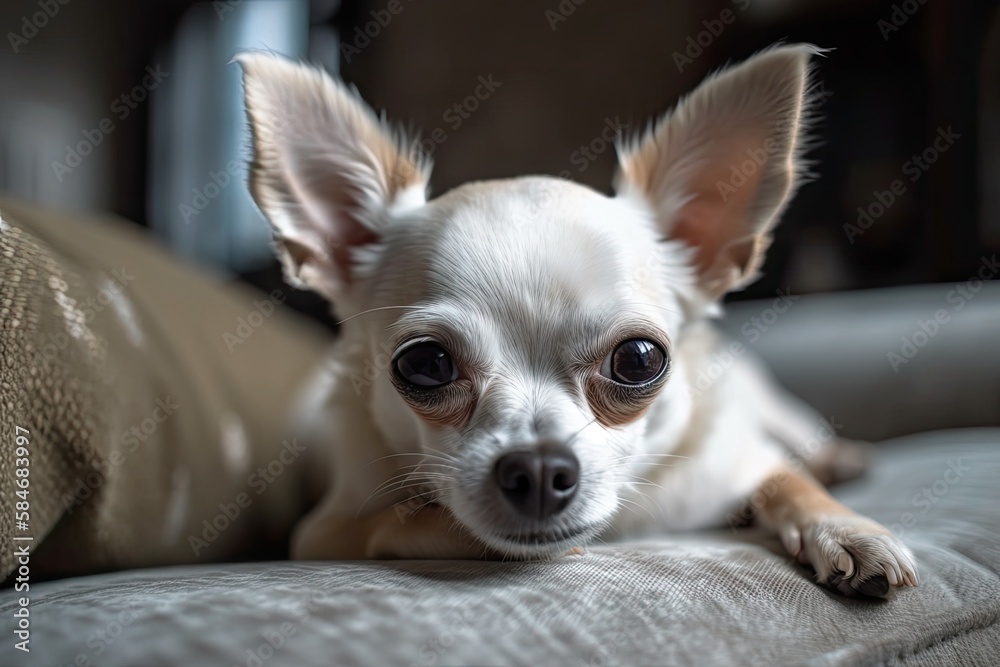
left=494, top=442, right=579, bottom=520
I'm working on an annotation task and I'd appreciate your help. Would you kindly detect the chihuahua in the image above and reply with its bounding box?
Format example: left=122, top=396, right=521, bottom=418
left=236, top=44, right=917, bottom=597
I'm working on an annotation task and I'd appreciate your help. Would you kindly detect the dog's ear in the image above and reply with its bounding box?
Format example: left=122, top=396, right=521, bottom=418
left=615, top=44, right=821, bottom=300
left=236, top=52, right=429, bottom=302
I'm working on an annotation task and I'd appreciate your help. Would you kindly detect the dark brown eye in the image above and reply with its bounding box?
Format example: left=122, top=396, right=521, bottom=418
left=394, top=343, right=457, bottom=388
left=602, top=339, right=668, bottom=385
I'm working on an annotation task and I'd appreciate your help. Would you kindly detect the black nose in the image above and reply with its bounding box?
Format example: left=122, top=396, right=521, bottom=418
left=494, top=442, right=580, bottom=520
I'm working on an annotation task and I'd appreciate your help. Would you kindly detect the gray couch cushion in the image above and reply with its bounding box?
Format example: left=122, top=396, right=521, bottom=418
left=720, top=283, right=1000, bottom=441
left=3, top=429, right=998, bottom=666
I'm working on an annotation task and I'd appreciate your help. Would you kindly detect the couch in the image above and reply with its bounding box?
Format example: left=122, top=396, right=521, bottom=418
left=1, top=200, right=998, bottom=666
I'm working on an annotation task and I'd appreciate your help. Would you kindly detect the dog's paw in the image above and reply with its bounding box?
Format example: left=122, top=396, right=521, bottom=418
left=779, top=515, right=918, bottom=597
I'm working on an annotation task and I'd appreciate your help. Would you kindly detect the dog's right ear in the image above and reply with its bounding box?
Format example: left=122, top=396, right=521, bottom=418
left=236, top=52, right=429, bottom=302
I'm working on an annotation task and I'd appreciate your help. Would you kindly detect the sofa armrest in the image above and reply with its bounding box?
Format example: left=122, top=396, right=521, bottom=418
left=718, top=281, right=1000, bottom=441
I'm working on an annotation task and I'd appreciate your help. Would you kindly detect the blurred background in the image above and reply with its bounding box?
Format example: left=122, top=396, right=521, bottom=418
left=1, top=0, right=998, bottom=328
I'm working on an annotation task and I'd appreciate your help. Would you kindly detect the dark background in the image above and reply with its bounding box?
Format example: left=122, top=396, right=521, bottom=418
left=1, top=0, right=997, bottom=328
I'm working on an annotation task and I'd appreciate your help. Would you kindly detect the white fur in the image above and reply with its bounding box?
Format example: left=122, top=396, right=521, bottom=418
left=239, top=46, right=917, bottom=594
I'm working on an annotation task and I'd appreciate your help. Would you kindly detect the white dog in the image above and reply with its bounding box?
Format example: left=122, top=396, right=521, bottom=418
left=237, top=44, right=917, bottom=597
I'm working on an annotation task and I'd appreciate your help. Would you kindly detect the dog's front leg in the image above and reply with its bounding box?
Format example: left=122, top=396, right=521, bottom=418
left=292, top=502, right=489, bottom=560
left=754, top=465, right=918, bottom=597
left=365, top=504, right=495, bottom=559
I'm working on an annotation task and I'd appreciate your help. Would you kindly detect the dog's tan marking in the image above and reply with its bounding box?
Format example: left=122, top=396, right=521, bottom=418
left=756, top=465, right=851, bottom=523
left=366, top=504, right=494, bottom=559
left=755, top=465, right=919, bottom=595
left=293, top=504, right=488, bottom=560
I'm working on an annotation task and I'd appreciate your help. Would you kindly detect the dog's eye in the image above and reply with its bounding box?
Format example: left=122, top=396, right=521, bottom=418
left=394, top=343, right=458, bottom=387
left=602, top=339, right=668, bottom=385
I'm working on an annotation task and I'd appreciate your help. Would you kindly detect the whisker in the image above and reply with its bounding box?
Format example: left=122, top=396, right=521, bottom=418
left=612, top=463, right=681, bottom=473
left=367, top=471, right=434, bottom=494
left=616, top=300, right=682, bottom=317
left=624, top=486, right=665, bottom=520
left=404, top=497, right=443, bottom=517
left=358, top=475, right=450, bottom=515
left=619, top=477, right=665, bottom=491
left=365, top=480, right=430, bottom=502
left=563, top=418, right=599, bottom=448
left=335, top=304, right=419, bottom=326
left=422, top=446, right=459, bottom=464
left=383, top=463, right=459, bottom=477
left=370, top=474, right=453, bottom=496
left=612, top=498, right=647, bottom=521
left=610, top=453, right=690, bottom=462
left=365, top=451, right=457, bottom=467
left=391, top=489, right=444, bottom=516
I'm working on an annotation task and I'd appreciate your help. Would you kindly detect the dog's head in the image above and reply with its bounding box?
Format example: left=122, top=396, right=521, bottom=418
left=238, top=45, right=818, bottom=556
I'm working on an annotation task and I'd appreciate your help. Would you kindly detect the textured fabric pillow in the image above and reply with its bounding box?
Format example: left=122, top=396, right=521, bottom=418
left=1, top=199, right=329, bottom=578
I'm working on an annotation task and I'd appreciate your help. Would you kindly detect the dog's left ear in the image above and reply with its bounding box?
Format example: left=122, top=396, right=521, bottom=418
left=615, top=44, right=821, bottom=300
left=236, top=52, right=429, bottom=304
